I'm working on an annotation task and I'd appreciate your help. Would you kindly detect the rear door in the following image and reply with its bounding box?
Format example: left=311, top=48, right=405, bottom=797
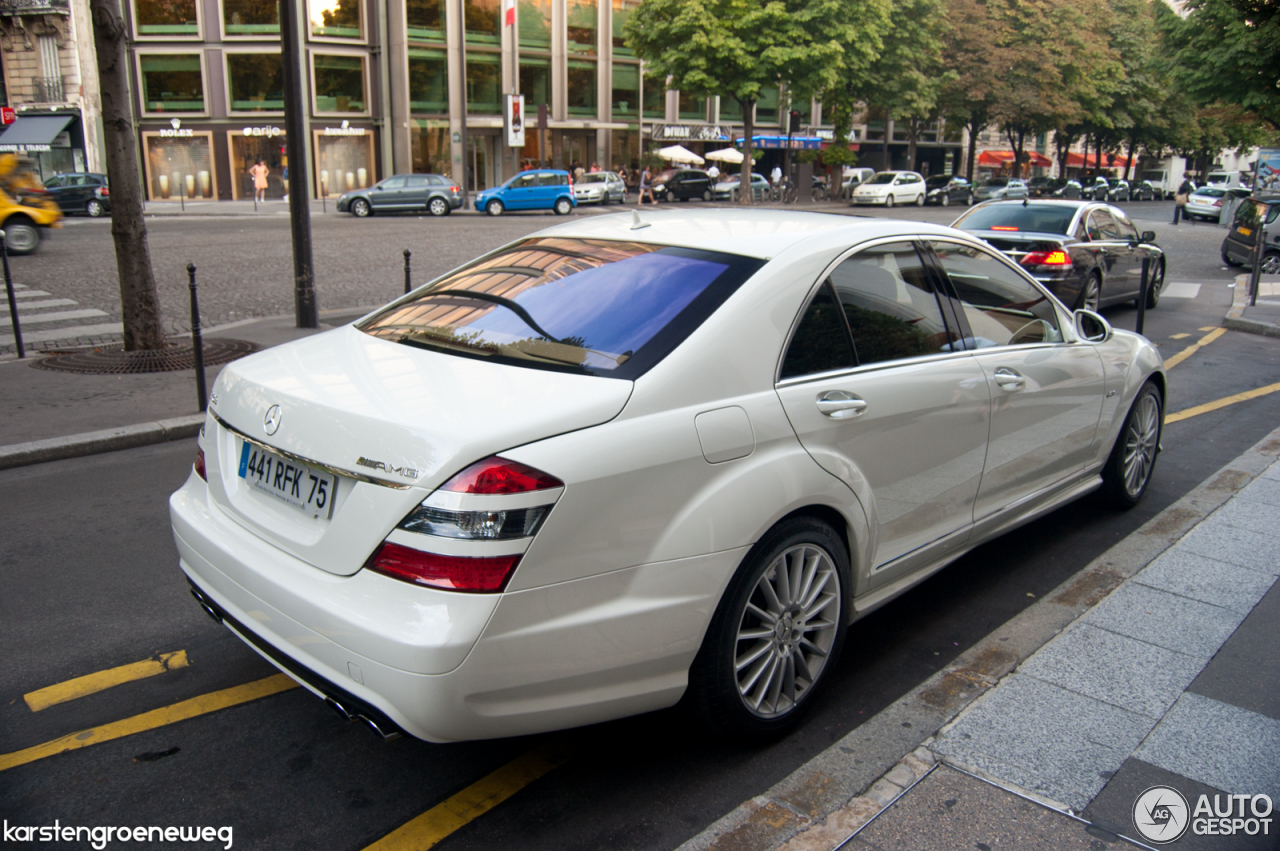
left=535, top=172, right=563, bottom=207
left=1086, top=207, right=1136, bottom=298
left=402, top=174, right=431, bottom=208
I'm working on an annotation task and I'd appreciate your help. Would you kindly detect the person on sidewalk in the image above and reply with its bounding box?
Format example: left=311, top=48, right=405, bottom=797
left=638, top=166, right=655, bottom=206
left=249, top=159, right=269, bottom=203
left=1172, top=173, right=1194, bottom=224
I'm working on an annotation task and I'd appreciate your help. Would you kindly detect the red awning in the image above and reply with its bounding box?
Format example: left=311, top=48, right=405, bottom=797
left=1065, top=151, right=1131, bottom=169
left=977, top=149, right=1053, bottom=168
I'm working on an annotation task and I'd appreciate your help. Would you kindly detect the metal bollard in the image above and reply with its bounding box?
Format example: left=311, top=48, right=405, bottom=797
left=0, top=230, right=24, bottom=358
left=404, top=249, right=412, bottom=294
left=1249, top=229, right=1265, bottom=308
left=188, top=263, right=208, bottom=411
left=1136, top=256, right=1149, bottom=336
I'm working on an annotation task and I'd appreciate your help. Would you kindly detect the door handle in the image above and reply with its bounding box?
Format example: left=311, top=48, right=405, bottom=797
left=993, top=367, right=1025, bottom=390
left=816, top=391, right=868, bottom=418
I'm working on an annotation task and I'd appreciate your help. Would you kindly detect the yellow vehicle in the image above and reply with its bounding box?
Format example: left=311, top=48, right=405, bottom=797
left=0, top=154, right=62, bottom=255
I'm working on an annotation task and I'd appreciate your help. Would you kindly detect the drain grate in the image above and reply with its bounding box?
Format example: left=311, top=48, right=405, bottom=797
left=32, top=338, right=261, bottom=375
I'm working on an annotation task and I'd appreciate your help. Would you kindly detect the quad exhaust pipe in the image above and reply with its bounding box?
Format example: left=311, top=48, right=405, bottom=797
left=325, top=696, right=401, bottom=741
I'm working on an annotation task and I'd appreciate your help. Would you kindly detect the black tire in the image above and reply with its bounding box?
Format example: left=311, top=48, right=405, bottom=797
left=688, top=516, right=850, bottom=740
left=486, top=199, right=504, bottom=217
left=351, top=198, right=371, bottom=218
left=703, top=190, right=713, bottom=202
left=1077, top=273, right=1102, bottom=312
left=427, top=197, right=450, bottom=217
left=1101, top=382, right=1163, bottom=509
left=885, top=195, right=895, bottom=208
left=1142, top=258, right=1164, bottom=309
left=1223, top=250, right=1244, bottom=268
left=554, top=197, right=573, bottom=215
left=967, top=193, right=975, bottom=206
left=914, top=192, right=924, bottom=207
left=600, top=194, right=610, bottom=206
left=2, top=218, right=40, bottom=255
left=86, top=199, right=105, bottom=218
left=940, top=193, right=950, bottom=207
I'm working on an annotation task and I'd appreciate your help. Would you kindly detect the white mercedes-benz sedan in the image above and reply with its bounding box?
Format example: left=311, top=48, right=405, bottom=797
left=170, top=210, right=1165, bottom=743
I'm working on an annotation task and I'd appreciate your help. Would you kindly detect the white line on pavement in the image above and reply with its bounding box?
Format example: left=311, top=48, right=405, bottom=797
left=0, top=299, right=79, bottom=314
left=0, top=323, right=123, bottom=347
left=1, top=309, right=109, bottom=326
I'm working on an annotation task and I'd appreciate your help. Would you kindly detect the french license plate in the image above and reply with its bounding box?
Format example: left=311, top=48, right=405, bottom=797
left=238, top=441, right=337, bottom=518
left=1238, top=226, right=1252, bottom=236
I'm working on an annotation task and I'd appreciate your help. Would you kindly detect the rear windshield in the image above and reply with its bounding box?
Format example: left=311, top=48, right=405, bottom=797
left=1193, top=187, right=1226, bottom=197
left=359, top=237, right=764, bottom=379
left=953, top=204, right=1077, bottom=235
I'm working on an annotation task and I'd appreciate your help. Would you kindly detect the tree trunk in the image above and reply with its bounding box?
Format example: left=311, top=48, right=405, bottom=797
left=1125, top=133, right=1137, bottom=181
left=739, top=98, right=755, bottom=205
left=1007, top=127, right=1025, bottom=179
left=966, top=119, right=980, bottom=182
left=91, top=0, right=165, bottom=351
left=906, top=119, right=918, bottom=173
left=1095, top=135, right=1104, bottom=178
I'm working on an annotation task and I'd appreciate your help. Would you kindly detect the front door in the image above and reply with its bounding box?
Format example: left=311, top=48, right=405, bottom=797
left=370, top=176, right=407, bottom=210
left=504, top=172, right=539, bottom=209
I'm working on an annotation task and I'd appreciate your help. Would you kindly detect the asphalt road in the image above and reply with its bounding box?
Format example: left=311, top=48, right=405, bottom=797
left=2, top=199, right=1278, bottom=850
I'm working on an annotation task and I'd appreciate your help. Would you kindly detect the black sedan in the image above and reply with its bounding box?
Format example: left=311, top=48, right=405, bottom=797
left=651, top=168, right=713, bottom=202
left=924, top=175, right=973, bottom=206
left=42, top=172, right=110, bottom=217
left=336, top=173, right=462, bottom=217
left=951, top=200, right=1165, bottom=312
left=1221, top=195, right=1280, bottom=272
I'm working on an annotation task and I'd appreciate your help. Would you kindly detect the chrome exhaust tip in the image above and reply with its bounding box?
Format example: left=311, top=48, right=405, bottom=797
left=358, top=714, right=402, bottom=742
left=325, top=696, right=354, bottom=722
left=190, top=588, right=222, bottom=624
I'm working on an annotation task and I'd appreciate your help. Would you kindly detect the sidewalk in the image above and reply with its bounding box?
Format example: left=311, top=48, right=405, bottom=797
left=1225, top=274, right=1280, bottom=339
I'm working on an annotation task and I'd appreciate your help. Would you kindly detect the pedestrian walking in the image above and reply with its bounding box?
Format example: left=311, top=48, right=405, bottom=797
left=249, top=159, right=269, bottom=203
left=771, top=164, right=782, bottom=186
left=707, top=164, right=720, bottom=182
left=281, top=165, right=289, bottom=201
left=1172, top=173, right=1194, bottom=225
left=638, top=166, right=655, bottom=206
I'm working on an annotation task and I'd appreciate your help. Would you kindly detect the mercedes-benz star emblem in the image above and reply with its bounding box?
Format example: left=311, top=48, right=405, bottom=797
left=263, top=404, right=282, bottom=435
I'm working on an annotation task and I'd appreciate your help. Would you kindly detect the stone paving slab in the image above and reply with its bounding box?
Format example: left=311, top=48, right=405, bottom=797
left=1081, top=581, right=1245, bottom=659
left=1187, top=580, right=1280, bottom=721
left=1208, top=499, right=1280, bottom=539
left=1235, top=475, right=1280, bottom=507
left=1134, top=548, right=1277, bottom=614
left=1177, top=521, right=1280, bottom=576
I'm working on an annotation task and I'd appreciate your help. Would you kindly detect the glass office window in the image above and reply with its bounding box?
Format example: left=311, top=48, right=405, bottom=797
left=408, top=50, right=448, bottom=113
left=223, top=0, right=278, bottom=35
left=567, top=60, right=597, bottom=117
left=464, top=0, right=500, bottom=43
left=310, top=0, right=362, bottom=39
left=756, top=86, right=779, bottom=125
left=313, top=53, right=366, bottom=112
left=611, top=63, right=638, bottom=118
left=643, top=75, right=665, bottom=119
left=567, top=0, right=596, bottom=54
left=519, top=0, right=552, bottom=49
left=136, top=0, right=198, bottom=35
left=466, top=52, right=501, bottom=113
left=227, top=53, right=284, bottom=112
left=407, top=0, right=444, bottom=40
left=678, top=91, right=704, bottom=121
left=411, top=121, right=450, bottom=174
left=140, top=54, right=204, bottom=112
left=612, top=0, right=639, bottom=54
left=520, top=57, right=551, bottom=109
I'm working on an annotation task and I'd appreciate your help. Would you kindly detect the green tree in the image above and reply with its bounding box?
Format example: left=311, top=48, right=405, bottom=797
left=937, top=0, right=1005, bottom=181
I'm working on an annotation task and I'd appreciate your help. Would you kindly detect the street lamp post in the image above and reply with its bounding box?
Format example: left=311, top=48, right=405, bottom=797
left=280, top=0, right=318, bottom=328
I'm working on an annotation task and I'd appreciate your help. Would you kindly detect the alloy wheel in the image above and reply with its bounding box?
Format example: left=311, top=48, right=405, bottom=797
left=86, top=199, right=104, bottom=218
left=486, top=199, right=504, bottom=216
left=940, top=193, right=950, bottom=207
left=352, top=199, right=370, bottom=218
left=1122, top=393, right=1160, bottom=498
left=1082, top=276, right=1101, bottom=312
left=428, top=198, right=449, bottom=217
left=1263, top=252, right=1280, bottom=275
left=4, top=223, right=39, bottom=254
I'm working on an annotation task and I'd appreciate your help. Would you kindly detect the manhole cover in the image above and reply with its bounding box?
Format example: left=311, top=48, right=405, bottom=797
left=32, top=338, right=261, bottom=375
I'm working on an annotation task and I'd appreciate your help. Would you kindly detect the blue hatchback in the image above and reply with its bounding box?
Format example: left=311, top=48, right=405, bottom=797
left=476, top=170, right=576, bottom=216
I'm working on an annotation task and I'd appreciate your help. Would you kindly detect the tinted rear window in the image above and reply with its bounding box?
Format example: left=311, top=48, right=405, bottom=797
left=359, top=238, right=764, bottom=379
left=953, top=204, right=1077, bottom=235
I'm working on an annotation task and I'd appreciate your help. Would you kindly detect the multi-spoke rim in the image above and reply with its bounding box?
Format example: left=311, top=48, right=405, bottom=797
left=1123, top=393, right=1160, bottom=497
left=1083, top=278, right=1101, bottom=312
left=1262, top=253, right=1280, bottom=275
left=733, top=544, right=840, bottom=718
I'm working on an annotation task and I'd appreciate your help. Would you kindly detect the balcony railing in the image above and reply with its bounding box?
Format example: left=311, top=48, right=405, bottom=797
left=0, top=0, right=70, bottom=13
left=31, top=77, right=64, bottom=103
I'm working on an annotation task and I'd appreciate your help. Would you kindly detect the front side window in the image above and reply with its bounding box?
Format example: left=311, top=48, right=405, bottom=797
left=140, top=54, right=204, bottom=112
left=929, top=241, right=1062, bottom=348
left=136, top=0, right=198, bottom=35
left=310, top=0, right=362, bottom=39
left=359, top=238, right=764, bottom=378
left=223, top=0, right=277, bottom=35
left=227, top=52, right=284, bottom=112
left=313, top=54, right=366, bottom=113
left=510, top=173, right=538, bottom=188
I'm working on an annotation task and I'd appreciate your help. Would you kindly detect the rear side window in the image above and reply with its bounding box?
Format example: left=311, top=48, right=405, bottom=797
left=780, top=283, right=855, bottom=379
left=538, top=173, right=566, bottom=186
left=359, top=238, right=763, bottom=379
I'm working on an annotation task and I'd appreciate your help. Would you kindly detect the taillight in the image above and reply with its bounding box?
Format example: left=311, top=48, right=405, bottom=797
left=441, top=456, right=563, bottom=494
left=1021, top=250, right=1071, bottom=267
left=450, top=185, right=460, bottom=193
left=367, top=543, right=521, bottom=592
left=194, top=448, right=207, bottom=481
left=98, top=187, right=109, bottom=197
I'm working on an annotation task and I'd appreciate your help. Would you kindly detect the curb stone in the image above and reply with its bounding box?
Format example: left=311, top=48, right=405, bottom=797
left=0, top=414, right=206, bottom=470
left=675, top=425, right=1280, bottom=851
left=1223, top=273, right=1280, bottom=338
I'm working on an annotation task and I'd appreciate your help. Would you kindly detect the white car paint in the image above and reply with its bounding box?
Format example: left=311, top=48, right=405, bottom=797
left=851, top=171, right=927, bottom=206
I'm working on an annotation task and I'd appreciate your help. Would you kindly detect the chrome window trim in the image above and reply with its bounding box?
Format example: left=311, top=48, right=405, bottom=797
left=210, top=410, right=414, bottom=490
left=775, top=348, right=984, bottom=389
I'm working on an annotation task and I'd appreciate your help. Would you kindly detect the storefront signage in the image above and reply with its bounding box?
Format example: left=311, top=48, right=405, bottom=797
left=0, top=143, right=50, bottom=152
left=505, top=94, right=525, bottom=148
left=242, top=125, right=283, bottom=137
left=159, top=118, right=193, bottom=138
left=0, top=108, right=14, bottom=125
left=816, top=129, right=834, bottom=140
left=652, top=124, right=729, bottom=142
left=323, top=119, right=366, bottom=137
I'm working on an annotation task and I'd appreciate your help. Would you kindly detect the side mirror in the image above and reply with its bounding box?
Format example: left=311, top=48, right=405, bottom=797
left=1074, top=309, right=1112, bottom=343
left=1141, top=230, right=1156, bottom=243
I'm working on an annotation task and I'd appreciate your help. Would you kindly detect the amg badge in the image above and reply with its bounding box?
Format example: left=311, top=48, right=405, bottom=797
left=356, top=457, right=421, bottom=479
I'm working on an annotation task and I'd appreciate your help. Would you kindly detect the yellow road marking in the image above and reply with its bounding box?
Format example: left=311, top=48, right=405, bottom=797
left=364, top=743, right=572, bottom=851
left=1169, top=333, right=1191, bottom=340
left=1198, top=326, right=1217, bottom=332
left=1164, top=327, right=1227, bottom=370
left=1166, top=381, right=1280, bottom=424
left=24, top=651, right=190, bottom=713
left=0, top=673, right=297, bottom=772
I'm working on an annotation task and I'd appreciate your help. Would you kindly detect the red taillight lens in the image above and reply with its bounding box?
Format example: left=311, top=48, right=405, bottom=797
left=367, top=542, right=521, bottom=592
left=990, top=225, right=1019, bottom=231
left=194, top=448, right=207, bottom=481
left=1022, top=250, right=1071, bottom=267
left=441, top=456, right=563, bottom=494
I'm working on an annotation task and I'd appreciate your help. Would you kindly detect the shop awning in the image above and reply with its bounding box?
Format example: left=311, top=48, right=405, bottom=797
left=977, top=149, right=1053, bottom=168
left=1065, top=151, right=1131, bottom=170
left=734, top=135, right=824, bottom=150
left=0, top=114, right=74, bottom=153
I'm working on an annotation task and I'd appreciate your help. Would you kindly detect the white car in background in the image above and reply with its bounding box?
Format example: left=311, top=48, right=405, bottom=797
left=573, top=171, right=627, bottom=205
left=171, top=210, right=1165, bottom=744
left=851, top=171, right=927, bottom=207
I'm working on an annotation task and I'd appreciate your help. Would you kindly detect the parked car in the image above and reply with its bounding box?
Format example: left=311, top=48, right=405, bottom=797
left=840, top=167, right=877, bottom=195
left=0, top=154, right=62, bottom=255
left=924, top=175, right=973, bottom=207
left=1083, top=177, right=1129, bottom=203
left=1221, top=195, right=1280, bottom=272
left=1031, top=178, right=1083, bottom=199
left=712, top=172, right=770, bottom=202
left=475, top=170, right=575, bottom=216
left=1131, top=180, right=1160, bottom=202
left=43, top=172, right=110, bottom=218
left=572, top=171, right=627, bottom=205
left=652, top=168, right=713, bottom=202
left=172, top=208, right=1166, bottom=744
left=1183, top=186, right=1230, bottom=222
left=337, top=173, right=462, bottom=217
left=851, top=170, right=927, bottom=206
left=1105, top=179, right=1132, bottom=203
left=1026, top=176, right=1053, bottom=196
left=951, top=199, right=1165, bottom=311
left=973, top=177, right=1028, bottom=202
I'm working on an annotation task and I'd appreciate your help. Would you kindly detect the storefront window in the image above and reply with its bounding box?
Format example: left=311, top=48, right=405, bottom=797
left=567, top=0, right=596, bottom=54
left=756, top=87, right=779, bottom=125
left=145, top=134, right=214, bottom=200
left=678, top=91, right=704, bottom=122
left=135, top=0, right=198, bottom=35
left=612, top=0, right=639, bottom=54
left=520, top=58, right=551, bottom=109
left=227, top=53, right=284, bottom=112
left=642, top=74, right=665, bottom=119
left=230, top=131, right=288, bottom=199
left=611, top=63, right=637, bottom=118
left=408, top=49, right=447, bottom=113
left=518, top=0, right=551, bottom=49
left=411, top=120, right=450, bottom=174
left=465, top=0, right=500, bottom=44
left=313, top=54, right=366, bottom=113
left=567, top=60, right=596, bottom=117
left=719, top=95, right=743, bottom=122
left=310, top=0, right=362, bottom=39
left=140, top=54, right=204, bottom=112
left=223, top=0, right=278, bottom=35
left=315, top=132, right=374, bottom=194
left=407, top=0, right=444, bottom=40
left=466, top=52, right=501, bottom=113
left=610, top=127, right=638, bottom=171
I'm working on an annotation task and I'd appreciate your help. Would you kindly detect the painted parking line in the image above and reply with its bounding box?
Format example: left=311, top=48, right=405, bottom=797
left=1166, top=381, right=1280, bottom=425
left=0, top=673, right=297, bottom=772
left=24, top=650, right=190, bottom=713
left=364, top=742, right=573, bottom=851
left=1163, top=327, right=1227, bottom=370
